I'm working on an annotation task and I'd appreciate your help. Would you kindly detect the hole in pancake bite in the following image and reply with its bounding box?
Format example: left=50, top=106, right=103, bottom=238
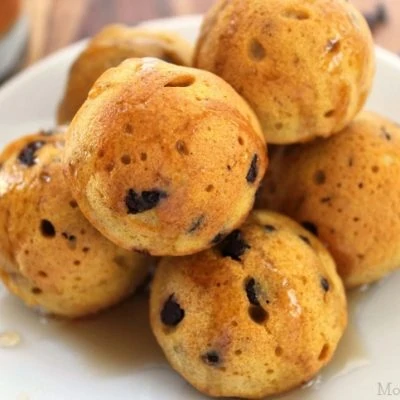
left=314, top=170, right=326, bottom=185
left=264, top=225, right=277, bottom=232
left=205, top=184, right=214, bottom=193
left=326, top=38, right=341, bottom=54
left=318, top=343, right=330, bottom=361
left=324, top=109, right=336, bottom=118
left=201, top=351, right=221, bottom=366
left=105, top=162, right=115, bottom=172
left=40, top=219, right=56, bottom=238
left=283, top=8, right=310, bottom=20
left=321, top=277, right=330, bottom=292
left=188, top=215, right=205, bottom=233
left=124, top=123, right=133, bottom=134
left=69, top=200, right=78, bottom=208
left=299, top=235, right=311, bottom=246
left=165, top=75, right=195, bottom=87
left=121, top=154, right=131, bottom=165
left=140, top=152, right=147, bottom=161
left=372, top=165, right=379, bottom=173
left=176, top=140, right=189, bottom=155
left=275, top=346, right=284, bottom=357
left=381, top=126, right=392, bottom=141
left=249, top=38, right=266, bottom=61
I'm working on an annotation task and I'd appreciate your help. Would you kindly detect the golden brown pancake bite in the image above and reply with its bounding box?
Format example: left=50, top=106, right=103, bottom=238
left=150, top=210, right=347, bottom=399
left=64, top=58, right=267, bottom=256
left=194, top=0, right=375, bottom=144
left=0, top=129, right=149, bottom=318
left=257, top=112, right=400, bottom=288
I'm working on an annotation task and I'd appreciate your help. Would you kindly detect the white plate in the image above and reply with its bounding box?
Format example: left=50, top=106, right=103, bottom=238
left=0, top=14, right=400, bottom=400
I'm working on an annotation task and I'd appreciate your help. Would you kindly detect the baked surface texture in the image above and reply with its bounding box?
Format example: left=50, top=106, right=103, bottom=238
left=0, top=129, right=149, bottom=318
left=64, top=58, right=267, bottom=256
left=150, top=210, right=347, bottom=398
left=257, top=111, right=400, bottom=288
left=58, top=24, right=194, bottom=124
left=194, top=0, right=375, bottom=144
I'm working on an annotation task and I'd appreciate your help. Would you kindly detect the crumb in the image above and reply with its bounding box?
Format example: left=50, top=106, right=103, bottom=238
left=0, top=331, right=21, bottom=348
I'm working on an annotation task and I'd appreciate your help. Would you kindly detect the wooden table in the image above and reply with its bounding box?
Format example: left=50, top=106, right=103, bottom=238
left=20, top=0, right=400, bottom=65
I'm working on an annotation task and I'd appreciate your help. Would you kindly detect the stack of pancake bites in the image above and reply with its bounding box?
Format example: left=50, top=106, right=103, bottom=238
left=1, top=0, right=399, bottom=398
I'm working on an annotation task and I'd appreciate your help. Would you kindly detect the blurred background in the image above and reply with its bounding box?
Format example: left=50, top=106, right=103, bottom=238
left=0, top=0, right=398, bottom=83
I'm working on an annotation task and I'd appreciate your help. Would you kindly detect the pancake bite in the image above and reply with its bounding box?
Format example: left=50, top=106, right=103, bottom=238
left=0, top=130, right=149, bottom=318
left=57, top=24, right=193, bottom=124
left=64, top=58, right=267, bottom=256
left=150, top=210, right=347, bottom=399
left=257, top=112, right=400, bottom=288
left=194, top=0, right=375, bottom=144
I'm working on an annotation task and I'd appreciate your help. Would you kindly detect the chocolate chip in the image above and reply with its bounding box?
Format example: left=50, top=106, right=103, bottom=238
left=264, top=224, right=277, bottom=232
left=320, top=197, right=331, bottom=203
left=161, top=294, right=185, bottom=326
left=219, top=230, right=250, bottom=261
left=125, top=189, right=167, bottom=214
left=245, top=278, right=260, bottom=306
left=299, top=235, right=311, bottom=246
left=188, top=215, right=205, bottom=233
left=202, top=351, right=220, bottom=366
left=321, top=277, right=330, bottom=292
left=248, top=306, right=269, bottom=324
left=246, top=154, right=259, bottom=183
left=301, top=221, right=318, bottom=236
left=40, top=220, right=56, bottom=237
left=18, top=141, right=45, bottom=166
left=211, top=232, right=225, bottom=245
